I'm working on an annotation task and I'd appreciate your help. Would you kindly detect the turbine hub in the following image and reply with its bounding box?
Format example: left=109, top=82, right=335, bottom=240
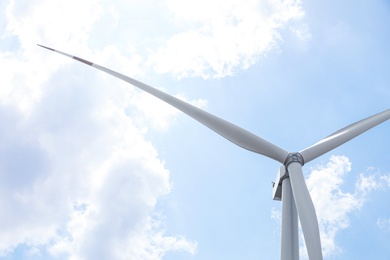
left=284, top=152, right=304, bottom=167
left=273, top=153, right=304, bottom=200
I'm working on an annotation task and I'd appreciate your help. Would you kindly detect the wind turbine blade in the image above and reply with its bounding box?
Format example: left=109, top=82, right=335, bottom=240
left=37, top=44, right=288, bottom=163
left=287, top=162, right=323, bottom=260
left=300, top=109, right=390, bottom=163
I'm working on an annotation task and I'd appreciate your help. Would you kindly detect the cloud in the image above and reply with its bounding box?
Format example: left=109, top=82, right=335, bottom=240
left=306, top=156, right=390, bottom=257
left=0, top=60, right=197, bottom=259
left=4, top=0, right=102, bottom=50
left=0, top=1, right=198, bottom=258
left=1, top=0, right=104, bottom=115
left=305, top=155, right=359, bottom=257
left=271, top=155, right=390, bottom=259
left=380, top=174, right=390, bottom=187
left=148, top=0, right=307, bottom=78
left=356, top=171, right=390, bottom=233
left=356, top=169, right=390, bottom=195
left=3, top=0, right=309, bottom=82
left=377, top=218, right=390, bottom=231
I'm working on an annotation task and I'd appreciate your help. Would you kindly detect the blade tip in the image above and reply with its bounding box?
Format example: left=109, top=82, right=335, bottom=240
left=37, top=44, right=55, bottom=51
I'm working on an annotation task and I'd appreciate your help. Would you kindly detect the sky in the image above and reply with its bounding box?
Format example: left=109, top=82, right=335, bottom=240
left=0, top=0, right=389, bottom=259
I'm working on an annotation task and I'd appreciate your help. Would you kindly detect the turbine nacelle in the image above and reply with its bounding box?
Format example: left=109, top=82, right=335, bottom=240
left=272, top=165, right=286, bottom=201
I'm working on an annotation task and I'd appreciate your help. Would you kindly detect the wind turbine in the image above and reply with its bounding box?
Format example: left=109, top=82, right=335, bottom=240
left=38, top=44, right=390, bottom=260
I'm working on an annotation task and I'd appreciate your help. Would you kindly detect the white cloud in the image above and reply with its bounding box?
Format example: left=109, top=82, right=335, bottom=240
left=271, top=207, right=282, bottom=222
left=148, top=0, right=307, bottom=78
left=306, top=157, right=390, bottom=258
left=380, top=174, right=390, bottom=187
left=2, top=0, right=309, bottom=84
left=0, top=0, right=104, bottom=115
left=356, top=172, right=381, bottom=194
left=0, top=1, right=198, bottom=258
left=305, top=155, right=359, bottom=257
left=356, top=170, right=390, bottom=194
left=271, top=156, right=390, bottom=259
left=377, top=218, right=390, bottom=231
left=0, top=61, right=197, bottom=258
left=4, top=0, right=102, bottom=50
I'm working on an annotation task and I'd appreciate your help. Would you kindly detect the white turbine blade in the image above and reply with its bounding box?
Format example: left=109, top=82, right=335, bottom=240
left=38, top=44, right=288, bottom=163
left=300, top=109, right=390, bottom=164
left=287, top=162, right=323, bottom=260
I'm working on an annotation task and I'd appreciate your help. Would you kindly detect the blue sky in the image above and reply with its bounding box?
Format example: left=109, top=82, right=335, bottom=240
left=0, top=0, right=389, bottom=259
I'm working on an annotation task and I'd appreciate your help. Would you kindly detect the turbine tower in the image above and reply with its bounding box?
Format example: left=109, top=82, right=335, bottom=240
left=38, top=44, right=390, bottom=260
